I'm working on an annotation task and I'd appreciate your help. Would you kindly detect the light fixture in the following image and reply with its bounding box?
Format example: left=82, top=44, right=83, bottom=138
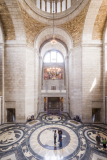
left=51, top=0, right=57, bottom=45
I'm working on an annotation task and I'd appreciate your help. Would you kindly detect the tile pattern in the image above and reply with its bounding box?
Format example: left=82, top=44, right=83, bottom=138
left=0, top=113, right=107, bottom=160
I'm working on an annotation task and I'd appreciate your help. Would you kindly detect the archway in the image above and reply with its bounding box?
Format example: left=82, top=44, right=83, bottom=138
left=34, top=27, right=73, bottom=113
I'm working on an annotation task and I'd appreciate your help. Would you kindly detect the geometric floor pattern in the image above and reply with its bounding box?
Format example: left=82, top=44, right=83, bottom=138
left=0, top=112, right=107, bottom=160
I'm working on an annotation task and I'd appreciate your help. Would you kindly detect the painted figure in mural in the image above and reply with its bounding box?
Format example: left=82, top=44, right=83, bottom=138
left=44, top=68, right=63, bottom=80
left=103, top=138, right=106, bottom=151
left=54, top=130, right=57, bottom=146
left=96, top=134, right=101, bottom=149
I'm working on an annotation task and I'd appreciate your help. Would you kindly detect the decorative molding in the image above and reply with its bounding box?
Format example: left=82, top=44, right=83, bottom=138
left=19, top=0, right=89, bottom=25
left=82, top=43, right=103, bottom=47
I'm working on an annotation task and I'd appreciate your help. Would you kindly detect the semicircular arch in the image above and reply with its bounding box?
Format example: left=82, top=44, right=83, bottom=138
left=34, top=26, right=73, bottom=53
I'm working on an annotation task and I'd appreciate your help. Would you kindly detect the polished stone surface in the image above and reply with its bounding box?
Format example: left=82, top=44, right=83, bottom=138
left=0, top=112, right=107, bottom=160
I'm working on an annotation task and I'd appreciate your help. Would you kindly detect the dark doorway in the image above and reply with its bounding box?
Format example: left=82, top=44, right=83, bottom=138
left=7, top=108, right=15, bottom=122
left=48, top=97, right=60, bottom=109
left=92, top=108, right=101, bottom=122
left=44, top=97, right=63, bottom=112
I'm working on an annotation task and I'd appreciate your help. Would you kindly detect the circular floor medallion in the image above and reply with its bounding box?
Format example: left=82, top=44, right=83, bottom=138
left=46, top=115, right=61, bottom=122
left=85, top=129, right=107, bottom=144
left=38, top=127, right=70, bottom=150
left=42, top=114, right=66, bottom=123
left=0, top=129, right=23, bottom=146
left=29, top=125, right=79, bottom=158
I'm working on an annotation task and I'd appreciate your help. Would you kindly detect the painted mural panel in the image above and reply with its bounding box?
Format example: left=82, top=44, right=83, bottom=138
left=44, top=67, right=63, bottom=80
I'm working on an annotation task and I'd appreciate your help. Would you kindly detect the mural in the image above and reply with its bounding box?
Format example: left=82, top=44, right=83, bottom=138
left=44, top=67, right=63, bottom=80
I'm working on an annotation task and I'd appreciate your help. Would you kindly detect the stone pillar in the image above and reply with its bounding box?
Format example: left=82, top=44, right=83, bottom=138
left=50, top=1, right=52, bottom=13
left=34, top=49, right=39, bottom=117
left=60, top=97, right=61, bottom=112
left=40, top=0, right=42, bottom=9
left=45, top=0, right=47, bottom=11
left=38, top=54, right=43, bottom=112
left=103, top=43, right=107, bottom=124
left=68, top=49, right=72, bottom=116
left=0, top=43, right=4, bottom=124
left=60, top=0, right=62, bottom=12
left=46, top=97, right=48, bottom=112
left=0, top=96, right=2, bottom=124
left=66, top=0, right=67, bottom=9
left=55, top=1, right=57, bottom=13
left=65, top=55, right=69, bottom=112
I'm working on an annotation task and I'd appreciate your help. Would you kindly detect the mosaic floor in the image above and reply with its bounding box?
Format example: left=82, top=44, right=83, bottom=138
left=0, top=112, right=107, bottom=160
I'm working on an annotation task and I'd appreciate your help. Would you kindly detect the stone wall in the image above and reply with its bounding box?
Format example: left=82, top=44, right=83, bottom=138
left=34, top=50, right=39, bottom=118
left=25, top=47, right=35, bottom=119
left=92, top=0, right=107, bottom=40
left=68, top=45, right=82, bottom=119
left=19, top=3, right=47, bottom=47
left=82, top=45, right=103, bottom=123
left=4, top=45, right=26, bottom=123
left=0, top=0, right=15, bottom=40
left=60, top=1, right=90, bottom=47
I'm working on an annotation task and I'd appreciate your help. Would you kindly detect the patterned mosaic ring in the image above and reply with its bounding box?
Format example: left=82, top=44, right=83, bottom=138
left=29, top=124, right=79, bottom=158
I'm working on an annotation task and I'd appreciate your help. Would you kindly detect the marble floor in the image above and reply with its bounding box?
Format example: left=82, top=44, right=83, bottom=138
left=0, top=113, right=107, bottom=160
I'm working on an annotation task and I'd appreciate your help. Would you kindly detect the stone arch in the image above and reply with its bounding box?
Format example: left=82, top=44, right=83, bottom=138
left=34, top=26, right=73, bottom=52
left=82, top=0, right=104, bottom=44
left=4, top=0, right=26, bottom=43
left=18, top=0, right=89, bottom=25
left=41, top=41, right=67, bottom=59
left=0, top=21, right=4, bottom=44
left=103, top=21, right=107, bottom=44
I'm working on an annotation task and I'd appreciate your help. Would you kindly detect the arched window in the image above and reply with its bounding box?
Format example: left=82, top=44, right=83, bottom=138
left=44, top=50, right=64, bottom=63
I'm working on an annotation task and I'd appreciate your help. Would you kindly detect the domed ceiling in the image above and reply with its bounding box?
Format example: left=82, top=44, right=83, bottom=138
left=23, top=0, right=85, bottom=20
